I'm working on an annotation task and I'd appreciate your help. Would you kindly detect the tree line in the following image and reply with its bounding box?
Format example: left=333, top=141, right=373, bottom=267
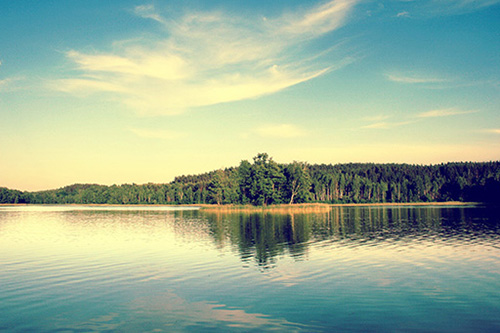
left=1, top=153, right=499, bottom=205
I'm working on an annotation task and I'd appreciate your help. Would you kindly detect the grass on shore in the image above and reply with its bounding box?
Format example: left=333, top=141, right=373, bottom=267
left=197, top=201, right=477, bottom=213
left=1, top=201, right=478, bottom=212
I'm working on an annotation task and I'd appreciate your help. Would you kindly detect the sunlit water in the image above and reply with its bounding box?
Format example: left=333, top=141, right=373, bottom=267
left=0, top=205, right=499, bottom=332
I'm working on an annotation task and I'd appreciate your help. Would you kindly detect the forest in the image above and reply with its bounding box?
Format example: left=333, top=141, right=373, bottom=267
left=1, top=153, right=500, bottom=205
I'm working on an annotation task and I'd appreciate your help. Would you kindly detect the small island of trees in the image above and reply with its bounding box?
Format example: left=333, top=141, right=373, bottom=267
left=1, top=153, right=499, bottom=205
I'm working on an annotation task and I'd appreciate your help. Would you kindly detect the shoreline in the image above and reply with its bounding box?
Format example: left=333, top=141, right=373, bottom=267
left=0, top=201, right=479, bottom=208
left=197, top=201, right=479, bottom=213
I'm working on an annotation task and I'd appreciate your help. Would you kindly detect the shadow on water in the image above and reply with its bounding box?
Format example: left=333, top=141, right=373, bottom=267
left=201, top=206, right=500, bottom=269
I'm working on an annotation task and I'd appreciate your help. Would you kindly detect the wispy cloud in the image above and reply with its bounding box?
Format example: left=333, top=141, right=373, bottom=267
left=0, top=77, right=24, bottom=92
left=0, top=78, right=12, bottom=89
left=0, top=61, right=21, bottom=91
left=361, top=121, right=413, bottom=129
left=129, top=128, right=186, bottom=140
left=396, top=0, right=500, bottom=17
left=431, top=0, right=500, bottom=14
left=362, top=115, right=390, bottom=122
left=53, top=0, right=359, bottom=115
left=417, top=108, right=478, bottom=118
left=134, top=4, right=167, bottom=24
left=385, top=72, right=448, bottom=84
left=255, top=124, right=307, bottom=138
left=276, top=0, right=356, bottom=36
left=360, top=114, right=415, bottom=130
left=360, top=107, right=477, bottom=130
left=396, top=11, right=410, bottom=17
left=386, top=71, right=496, bottom=90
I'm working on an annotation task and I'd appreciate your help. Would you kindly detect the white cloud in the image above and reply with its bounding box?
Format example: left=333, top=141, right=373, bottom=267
left=53, top=1, right=359, bottom=115
left=360, top=107, right=478, bottom=130
left=432, top=0, right=500, bottom=12
left=277, top=0, right=356, bottom=36
left=134, top=4, right=166, bottom=24
left=385, top=73, right=447, bottom=84
left=0, top=77, right=23, bottom=92
left=395, top=0, right=500, bottom=17
left=417, top=108, right=478, bottom=118
left=396, top=11, right=410, bottom=17
left=359, top=107, right=479, bottom=130
left=0, top=78, right=11, bottom=89
left=360, top=114, right=414, bottom=130
left=129, top=128, right=186, bottom=140
left=255, top=124, right=307, bottom=138
left=361, top=121, right=413, bottom=129
left=361, top=115, right=390, bottom=122
left=55, top=78, right=128, bottom=95
left=386, top=71, right=495, bottom=90
left=66, top=50, right=190, bottom=81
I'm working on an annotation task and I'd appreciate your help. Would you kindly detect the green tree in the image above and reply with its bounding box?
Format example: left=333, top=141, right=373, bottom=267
left=207, top=170, right=225, bottom=205
left=247, top=153, right=285, bottom=205
left=284, top=161, right=311, bottom=204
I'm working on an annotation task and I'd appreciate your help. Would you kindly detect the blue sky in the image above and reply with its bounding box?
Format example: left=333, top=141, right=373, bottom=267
left=1, top=0, right=499, bottom=191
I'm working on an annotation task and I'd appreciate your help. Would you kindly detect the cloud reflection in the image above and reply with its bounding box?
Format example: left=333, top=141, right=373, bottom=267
left=127, top=292, right=309, bottom=331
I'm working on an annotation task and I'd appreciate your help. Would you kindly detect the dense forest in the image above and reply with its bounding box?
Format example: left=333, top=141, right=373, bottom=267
left=1, top=153, right=500, bottom=205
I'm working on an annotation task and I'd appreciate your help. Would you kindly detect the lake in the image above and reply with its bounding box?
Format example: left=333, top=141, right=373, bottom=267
left=1, top=205, right=499, bottom=332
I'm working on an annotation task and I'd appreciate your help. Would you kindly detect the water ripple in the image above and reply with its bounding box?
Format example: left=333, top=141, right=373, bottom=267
left=1, top=205, right=500, bottom=332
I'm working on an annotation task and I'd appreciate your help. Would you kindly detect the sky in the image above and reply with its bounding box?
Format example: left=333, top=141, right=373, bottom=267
left=1, top=0, right=499, bottom=191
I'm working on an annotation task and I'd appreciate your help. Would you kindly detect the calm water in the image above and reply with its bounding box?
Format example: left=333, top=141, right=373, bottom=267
left=1, top=205, right=499, bottom=332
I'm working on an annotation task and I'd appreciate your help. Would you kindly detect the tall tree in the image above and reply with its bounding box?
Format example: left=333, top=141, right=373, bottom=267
left=284, top=161, right=311, bottom=204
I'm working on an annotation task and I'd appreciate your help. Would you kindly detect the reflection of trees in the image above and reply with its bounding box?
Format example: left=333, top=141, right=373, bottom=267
left=201, top=207, right=457, bottom=268
left=203, top=212, right=313, bottom=268
left=333, top=206, right=444, bottom=238
left=55, top=206, right=498, bottom=270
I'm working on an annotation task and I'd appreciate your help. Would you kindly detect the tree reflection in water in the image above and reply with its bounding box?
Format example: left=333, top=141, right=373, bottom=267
left=200, top=205, right=495, bottom=269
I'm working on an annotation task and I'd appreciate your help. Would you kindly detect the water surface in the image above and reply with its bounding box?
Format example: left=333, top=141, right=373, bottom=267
left=1, top=205, right=499, bottom=332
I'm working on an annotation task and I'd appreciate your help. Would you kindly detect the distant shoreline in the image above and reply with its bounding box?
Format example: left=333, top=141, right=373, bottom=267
left=196, top=201, right=479, bottom=212
left=0, top=201, right=479, bottom=208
